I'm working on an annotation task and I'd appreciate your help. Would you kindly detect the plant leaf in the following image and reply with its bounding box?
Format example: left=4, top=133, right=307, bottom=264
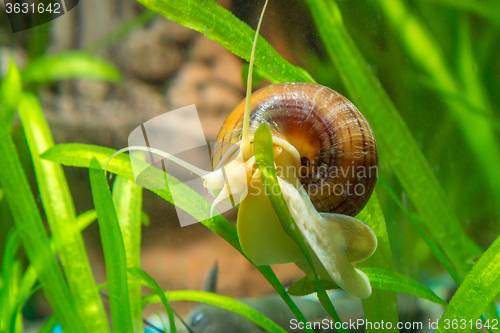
left=18, top=92, right=109, bottom=333
left=0, top=110, right=85, bottom=333
left=89, top=158, right=134, bottom=333
left=289, top=268, right=447, bottom=307
left=253, top=123, right=345, bottom=331
left=128, top=267, right=176, bottom=333
left=0, top=57, right=22, bottom=128
left=22, top=51, right=121, bottom=83
left=134, top=0, right=313, bottom=83
left=113, top=175, right=144, bottom=333
left=436, top=235, right=500, bottom=332
left=143, top=290, right=287, bottom=333
left=356, top=195, right=400, bottom=331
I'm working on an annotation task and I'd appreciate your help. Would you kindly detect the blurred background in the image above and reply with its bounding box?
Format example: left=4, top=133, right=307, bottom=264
left=0, top=0, right=499, bottom=329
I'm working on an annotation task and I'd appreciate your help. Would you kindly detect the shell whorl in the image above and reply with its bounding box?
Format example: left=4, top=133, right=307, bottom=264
left=213, top=82, right=378, bottom=216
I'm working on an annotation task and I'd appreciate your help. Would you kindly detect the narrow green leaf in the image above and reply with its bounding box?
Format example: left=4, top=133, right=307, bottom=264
left=143, top=290, right=287, bottom=333
left=357, top=195, right=400, bottom=332
left=378, top=177, right=462, bottom=286
left=89, top=158, right=134, bottom=333
left=0, top=229, right=21, bottom=332
left=419, top=0, right=500, bottom=29
left=113, top=175, right=143, bottom=333
left=128, top=267, right=176, bottom=333
left=361, top=268, right=447, bottom=307
left=287, top=277, right=339, bottom=296
left=288, top=267, right=447, bottom=307
left=38, top=316, right=59, bottom=333
left=436, top=235, right=500, bottom=332
left=0, top=57, right=22, bottom=127
left=0, top=110, right=85, bottom=333
left=253, top=123, right=345, bottom=331
left=304, top=0, right=482, bottom=281
left=22, top=51, right=121, bottom=83
left=134, top=0, right=313, bottom=84
left=18, top=92, right=109, bottom=333
left=42, top=143, right=241, bottom=251
left=18, top=209, right=98, bottom=304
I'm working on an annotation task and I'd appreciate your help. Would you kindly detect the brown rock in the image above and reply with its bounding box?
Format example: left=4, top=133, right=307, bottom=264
left=120, top=29, right=183, bottom=83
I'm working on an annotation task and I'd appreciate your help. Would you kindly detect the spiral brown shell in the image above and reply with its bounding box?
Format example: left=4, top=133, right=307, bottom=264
left=213, top=82, right=378, bottom=217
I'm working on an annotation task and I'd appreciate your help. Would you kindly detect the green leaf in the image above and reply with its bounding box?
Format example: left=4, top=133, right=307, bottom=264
left=436, top=235, right=500, bottom=332
left=289, top=267, right=447, bottom=307
left=143, top=290, right=287, bottom=333
left=287, top=277, right=339, bottom=296
left=356, top=195, right=400, bottom=331
left=418, top=0, right=500, bottom=29
left=128, top=267, right=176, bottom=333
left=18, top=92, right=109, bottom=333
left=303, top=0, right=482, bottom=281
left=378, top=176, right=461, bottom=286
left=22, top=51, right=121, bottom=83
left=42, top=143, right=241, bottom=251
left=0, top=107, right=85, bottom=333
left=0, top=57, right=22, bottom=127
left=134, top=0, right=314, bottom=84
left=89, top=158, right=134, bottom=333
left=0, top=229, right=21, bottom=333
left=241, top=63, right=266, bottom=87
left=113, top=175, right=143, bottom=333
left=253, top=123, right=345, bottom=331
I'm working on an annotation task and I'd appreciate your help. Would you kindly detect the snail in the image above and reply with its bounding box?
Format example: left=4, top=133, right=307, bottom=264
left=106, top=0, right=378, bottom=300
left=210, top=82, right=379, bottom=299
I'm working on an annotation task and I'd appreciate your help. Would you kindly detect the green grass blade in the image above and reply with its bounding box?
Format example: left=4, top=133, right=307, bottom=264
left=38, top=316, right=59, bottom=333
left=288, top=266, right=447, bottom=307
left=419, top=0, right=500, bottom=29
left=0, top=229, right=21, bottom=332
left=304, top=0, right=481, bottom=280
left=134, top=0, right=313, bottom=84
left=42, top=143, right=241, bottom=251
left=112, top=176, right=143, bottom=333
left=378, top=177, right=462, bottom=286
left=143, top=290, right=287, bottom=333
left=436, top=235, right=500, bottom=332
left=41, top=143, right=312, bottom=331
left=356, top=195, right=400, bottom=332
left=18, top=92, right=109, bottom=333
left=0, top=57, right=22, bottom=127
left=89, top=158, right=134, bottom=333
left=361, top=268, right=447, bottom=306
left=0, top=113, right=85, bottom=333
left=253, top=123, right=345, bottom=331
left=128, top=267, right=176, bottom=333
left=22, top=51, right=121, bottom=84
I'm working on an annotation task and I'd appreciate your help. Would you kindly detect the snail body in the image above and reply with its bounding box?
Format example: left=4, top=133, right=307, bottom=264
left=214, top=82, right=378, bottom=217
left=211, top=83, right=378, bottom=299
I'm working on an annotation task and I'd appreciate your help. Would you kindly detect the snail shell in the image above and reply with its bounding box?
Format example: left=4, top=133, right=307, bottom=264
left=213, top=82, right=378, bottom=217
